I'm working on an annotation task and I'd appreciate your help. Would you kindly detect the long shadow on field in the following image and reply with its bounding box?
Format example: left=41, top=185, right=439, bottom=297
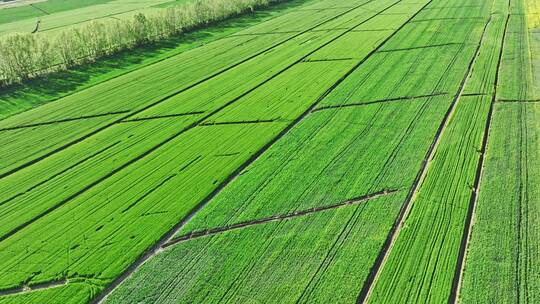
left=0, top=0, right=314, bottom=120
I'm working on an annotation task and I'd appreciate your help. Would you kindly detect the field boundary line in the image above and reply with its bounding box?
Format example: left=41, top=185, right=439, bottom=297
left=410, top=16, right=486, bottom=23
left=0, top=0, right=377, bottom=180
left=462, top=93, right=490, bottom=97
left=449, top=11, right=511, bottom=304
left=311, top=92, right=448, bottom=112
left=425, top=5, right=483, bottom=10
left=356, top=13, right=494, bottom=304
left=0, top=111, right=130, bottom=131
left=199, top=119, right=280, bottom=126
left=295, top=6, right=357, bottom=11
left=92, top=1, right=415, bottom=301
left=352, top=28, right=396, bottom=32
left=121, top=174, right=178, bottom=214
left=119, top=111, right=205, bottom=123
left=162, top=189, right=398, bottom=248
left=310, top=27, right=350, bottom=32
left=229, top=30, right=302, bottom=36
left=303, top=57, right=355, bottom=62
left=496, top=98, right=540, bottom=103
left=377, top=42, right=463, bottom=53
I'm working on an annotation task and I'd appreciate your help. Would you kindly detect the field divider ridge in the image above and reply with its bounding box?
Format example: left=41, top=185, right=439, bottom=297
left=462, top=93, right=490, bottom=97
left=0, top=0, right=378, bottom=180
left=119, top=111, right=205, bottom=123
left=295, top=6, right=358, bottom=11
left=29, top=3, right=50, bottom=15
left=162, top=189, right=399, bottom=248
left=449, top=11, right=511, bottom=304
left=303, top=58, right=355, bottom=62
left=376, top=42, right=464, bottom=53
left=356, top=12, right=495, bottom=304
left=410, top=16, right=486, bottom=23
left=312, top=92, right=449, bottom=112
left=229, top=30, right=303, bottom=36
left=496, top=98, right=540, bottom=103
left=199, top=119, right=281, bottom=126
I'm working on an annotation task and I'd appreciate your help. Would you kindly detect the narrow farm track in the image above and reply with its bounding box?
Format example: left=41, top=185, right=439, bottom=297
left=0, top=0, right=538, bottom=302
left=0, top=279, right=67, bottom=297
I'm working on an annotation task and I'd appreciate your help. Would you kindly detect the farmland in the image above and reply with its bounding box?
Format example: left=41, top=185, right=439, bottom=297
left=0, top=0, right=538, bottom=302
left=0, top=0, right=187, bottom=35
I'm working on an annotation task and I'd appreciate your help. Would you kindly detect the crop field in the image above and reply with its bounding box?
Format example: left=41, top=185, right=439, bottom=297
left=0, top=0, right=537, bottom=302
left=0, top=0, right=188, bottom=35
left=0, top=0, right=113, bottom=24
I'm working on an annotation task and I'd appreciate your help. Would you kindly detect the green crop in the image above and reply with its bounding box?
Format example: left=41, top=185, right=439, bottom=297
left=0, top=0, right=537, bottom=302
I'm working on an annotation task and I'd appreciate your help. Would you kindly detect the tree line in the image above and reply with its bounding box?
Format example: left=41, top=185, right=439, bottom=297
left=0, top=0, right=285, bottom=85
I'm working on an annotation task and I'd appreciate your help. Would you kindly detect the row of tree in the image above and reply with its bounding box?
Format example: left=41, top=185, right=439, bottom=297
left=0, top=0, right=283, bottom=85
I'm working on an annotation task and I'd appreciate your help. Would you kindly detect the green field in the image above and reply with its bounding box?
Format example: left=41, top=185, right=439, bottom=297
left=0, top=0, right=114, bottom=24
left=0, top=0, right=189, bottom=35
left=0, top=0, right=538, bottom=302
